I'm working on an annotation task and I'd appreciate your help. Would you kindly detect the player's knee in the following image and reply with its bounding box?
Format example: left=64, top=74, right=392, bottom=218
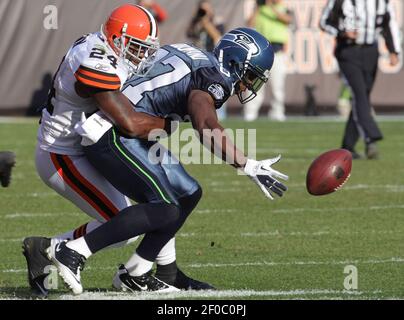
left=179, top=185, right=202, bottom=218
left=164, top=203, right=181, bottom=224
left=190, top=186, right=203, bottom=207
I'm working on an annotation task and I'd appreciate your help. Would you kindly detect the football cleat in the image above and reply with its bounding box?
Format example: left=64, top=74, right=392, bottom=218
left=46, top=240, right=86, bottom=295
left=157, top=268, right=216, bottom=291
left=112, top=264, right=179, bottom=293
left=22, top=237, right=52, bottom=297
left=0, top=151, right=16, bottom=187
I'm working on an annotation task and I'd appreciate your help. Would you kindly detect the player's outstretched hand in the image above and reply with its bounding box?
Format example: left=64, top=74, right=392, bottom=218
left=243, top=155, right=288, bottom=200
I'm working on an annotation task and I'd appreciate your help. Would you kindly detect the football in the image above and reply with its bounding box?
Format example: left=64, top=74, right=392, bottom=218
left=306, top=149, right=352, bottom=196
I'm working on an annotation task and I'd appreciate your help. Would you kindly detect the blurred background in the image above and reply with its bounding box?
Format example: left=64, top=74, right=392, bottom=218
left=0, top=0, right=402, bottom=117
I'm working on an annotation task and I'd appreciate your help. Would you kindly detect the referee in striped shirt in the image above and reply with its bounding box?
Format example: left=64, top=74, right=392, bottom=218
left=320, top=0, right=401, bottom=159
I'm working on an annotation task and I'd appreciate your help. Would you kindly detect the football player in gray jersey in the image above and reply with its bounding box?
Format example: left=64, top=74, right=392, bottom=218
left=47, top=28, right=289, bottom=294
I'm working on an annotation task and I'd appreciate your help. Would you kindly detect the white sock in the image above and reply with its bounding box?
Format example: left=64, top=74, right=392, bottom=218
left=155, top=238, right=176, bottom=266
left=66, top=237, right=92, bottom=259
left=125, top=253, right=153, bottom=276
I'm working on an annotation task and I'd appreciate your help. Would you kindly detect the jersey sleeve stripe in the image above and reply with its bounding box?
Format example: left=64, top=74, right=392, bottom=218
left=76, top=66, right=121, bottom=82
left=75, top=70, right=121, bottom=84
left=75, top=72, right=121, bottom=90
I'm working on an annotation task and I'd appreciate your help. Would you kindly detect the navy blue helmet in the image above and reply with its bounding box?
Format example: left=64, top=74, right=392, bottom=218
left=213, top=27, right=274, bottom=104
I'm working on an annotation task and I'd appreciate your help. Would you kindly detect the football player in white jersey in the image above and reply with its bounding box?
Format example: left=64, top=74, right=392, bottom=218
left=23, top=4, right=211, bottom=296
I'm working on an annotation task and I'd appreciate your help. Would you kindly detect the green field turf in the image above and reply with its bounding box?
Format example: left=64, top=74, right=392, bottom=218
left=1, top=117, right=404, bottom=300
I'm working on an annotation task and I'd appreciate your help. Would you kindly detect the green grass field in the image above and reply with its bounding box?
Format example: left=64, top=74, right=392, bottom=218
left=1, top=117, right=404, bottom=300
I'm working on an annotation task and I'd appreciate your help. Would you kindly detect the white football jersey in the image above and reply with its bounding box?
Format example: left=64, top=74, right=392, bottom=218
left=37, top=32, right=130, bottom=155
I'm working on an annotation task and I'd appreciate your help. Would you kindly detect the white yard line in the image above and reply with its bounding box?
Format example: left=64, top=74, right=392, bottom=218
left=0, top=192, right=63, bottom=199
left=185, top=184, right=404, bottom=194
left=273, top=204, right=404, bottom=214
left=1, top=212, right=81, bottom=219
left=3, top=257, right=404, bottom=274
left=0, top=227, right=400, bottom=244
left=0, top=238, right=23, bottom=242
left=0, top=117, right=38, bottom=124
left=240, top=230, right=398, bottom=237
left=205, top=182, right=404, bottom=189
left=4, top=213, right=56, bottom=219
left=58, top=289, right=366, bottom=300
left=186, top=257, right=404, bottom=269
left=194, top=209, right=236, bottom=214
left=344, top=184, right=404, bottom=191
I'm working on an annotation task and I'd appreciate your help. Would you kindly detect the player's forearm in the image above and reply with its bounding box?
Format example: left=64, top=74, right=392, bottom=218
left=198, top=122, right=247, bottom=169
left=93, top=89, right=166, bottom=139
left=121, top=113, right=167, bottom=139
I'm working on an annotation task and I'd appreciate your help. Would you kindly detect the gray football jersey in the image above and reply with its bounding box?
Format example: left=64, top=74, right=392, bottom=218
left=121, top=43, right=233, bottom=121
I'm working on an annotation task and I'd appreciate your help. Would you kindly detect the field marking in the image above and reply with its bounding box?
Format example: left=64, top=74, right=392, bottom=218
left=4, top=213, right=55, bottom=219
left=194, top=209, right=236, bottom=214
left=186, top=257, right=404, bottom=269
left=0, top=117, right=38, bottom=124
left=1, top=212, right=81, bottom=219
left=273, top=204, right=404, bottom=214
left=0, top=227, right=400, bottom=244
left=3, top=257, right=404, bottom=274
left=56, top=289, right=368, bottom=300
left=0, top=192, right=61, bottom=199
left=0, top=238, right=23, bottom=243
left=4, top=289, right=391, bottom=300
left=206, top=182, right=404, bottom=191
left=178, top=229, right=400, bottom=238
left=190, top=184, right=404, bottom=194
left=240, top=229, right=399, bottom=237
left=344, top=184, right=404, bottom=191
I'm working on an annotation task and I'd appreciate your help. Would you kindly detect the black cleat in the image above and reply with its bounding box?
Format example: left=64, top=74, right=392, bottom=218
left=157, top=268, right=216, bottom=291
left=47, top=241, right=86, bottom=295
left=113, top=264, right=179, bottom=293
left=0, top=151, right=16, bottom=187
left=22, top=237, right=52, bottom=297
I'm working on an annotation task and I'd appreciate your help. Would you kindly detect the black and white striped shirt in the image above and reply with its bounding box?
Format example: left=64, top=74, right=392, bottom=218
left=320, top=0, right=401, bottom=53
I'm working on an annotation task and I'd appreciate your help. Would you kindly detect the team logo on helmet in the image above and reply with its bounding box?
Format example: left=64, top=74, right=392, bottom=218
left=223, top=32, right=260, bottom=56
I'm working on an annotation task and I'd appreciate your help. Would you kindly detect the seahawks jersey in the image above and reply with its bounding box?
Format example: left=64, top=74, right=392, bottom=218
left=37, top=32, right=130, bottom=155
left=122, top=43, right=233, bottom=121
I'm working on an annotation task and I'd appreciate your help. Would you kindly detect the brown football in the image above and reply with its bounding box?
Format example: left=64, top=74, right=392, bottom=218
left=306, top=149, right=352, bottom=196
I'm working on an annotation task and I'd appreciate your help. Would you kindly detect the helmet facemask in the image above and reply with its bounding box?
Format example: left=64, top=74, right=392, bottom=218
left=111, top=23, right=160, bottom=77
left=235, top=61, right=269, bottom=104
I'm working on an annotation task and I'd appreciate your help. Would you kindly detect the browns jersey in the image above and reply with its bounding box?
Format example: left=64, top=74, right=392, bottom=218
left=37, top=32, right=131, bottom=156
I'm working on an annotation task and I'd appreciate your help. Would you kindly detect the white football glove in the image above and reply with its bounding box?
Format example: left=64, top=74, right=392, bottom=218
left=243, top=155, right=289, bottom=200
